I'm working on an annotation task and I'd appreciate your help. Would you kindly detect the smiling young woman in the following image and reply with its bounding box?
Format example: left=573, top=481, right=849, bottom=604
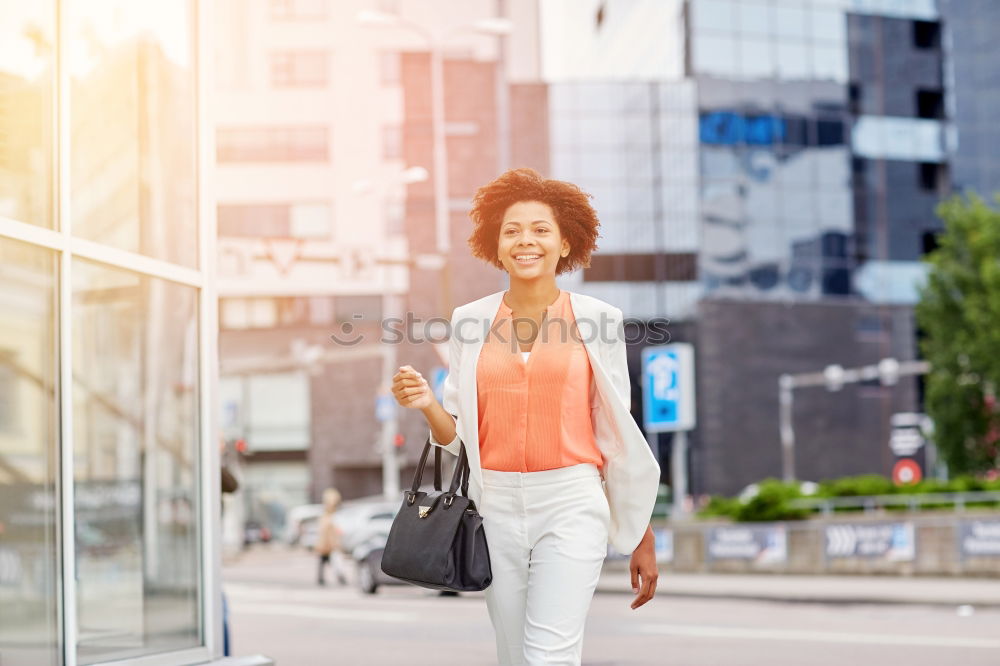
left=390, top=168, right=660, bottom=666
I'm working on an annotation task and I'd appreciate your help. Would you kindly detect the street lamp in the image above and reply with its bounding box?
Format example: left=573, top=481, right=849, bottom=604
left=778, top=358, right=931, bottom=481
left=357, top=9, right=511, bottom=315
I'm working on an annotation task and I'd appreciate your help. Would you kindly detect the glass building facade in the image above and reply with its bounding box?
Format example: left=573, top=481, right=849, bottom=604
left=689, top=0, right=946, bottom=305
left=0, top=2, right=222, bottom=664
left=548, top=81, right=702, bottom=321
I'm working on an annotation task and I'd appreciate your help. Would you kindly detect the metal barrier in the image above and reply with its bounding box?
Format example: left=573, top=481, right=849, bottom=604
left=788, top=491, right=1000, bottom=515
left=649, top=511, right=1000, bottom=576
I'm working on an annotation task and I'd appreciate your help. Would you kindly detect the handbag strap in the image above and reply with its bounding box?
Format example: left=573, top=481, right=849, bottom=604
left=410, top=437, right=470, bottom=501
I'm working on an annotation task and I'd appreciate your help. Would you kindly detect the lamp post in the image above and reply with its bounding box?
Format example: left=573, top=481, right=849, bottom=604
left=777, top=358, right=930, bottom=481
left=357, top=10, right=511, bottom=317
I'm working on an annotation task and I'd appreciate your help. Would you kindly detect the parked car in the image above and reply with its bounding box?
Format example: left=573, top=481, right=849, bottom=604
left=243, top=520, right=271, bottom=546
left=283, top=503, right=324, bottom=547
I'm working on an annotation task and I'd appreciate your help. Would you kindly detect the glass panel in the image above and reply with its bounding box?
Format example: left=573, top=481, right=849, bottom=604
left=812, top=43, right=848, bottom=83
left=776, top=42, right=810, bottom=80
left=68, top=0, right=198, bottom=267
left=693, top=33, right=738, bottom=78
left=692, top=0, right=736, bottom=33
left=73, top=259, right=200, bottom=664
left=740, top=38, right=776, bottom=80
left=773, top=3, right=808, bottom=40
left=0, top=239, right=59, bottom=665
left=736, top=0, right=771, bottom=36
left=0, top=1, right=55, bottom=228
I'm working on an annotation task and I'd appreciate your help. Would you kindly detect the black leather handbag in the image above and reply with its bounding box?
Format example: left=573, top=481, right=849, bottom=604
left=380, top=437, right=492, bottom=592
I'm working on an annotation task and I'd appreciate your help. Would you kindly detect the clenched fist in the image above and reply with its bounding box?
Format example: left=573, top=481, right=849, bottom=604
left=391, top=365, right=434, bottom=410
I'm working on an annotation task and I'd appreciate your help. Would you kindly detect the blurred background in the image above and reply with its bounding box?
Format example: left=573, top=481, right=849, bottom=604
left=2, top=0, right=999, bottom=664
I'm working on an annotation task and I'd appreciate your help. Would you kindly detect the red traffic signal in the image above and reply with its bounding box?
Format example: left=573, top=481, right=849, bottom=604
left=234, top=438, right=248, bottom=453
left=393, top=433, right=405, bottom=448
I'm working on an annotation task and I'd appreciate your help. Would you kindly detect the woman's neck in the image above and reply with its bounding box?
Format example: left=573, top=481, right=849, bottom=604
left=504, top=279, right=561, bottom=313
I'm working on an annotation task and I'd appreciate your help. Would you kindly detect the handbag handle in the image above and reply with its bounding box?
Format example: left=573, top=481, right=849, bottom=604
left=407, top=437, right=470, bottom=505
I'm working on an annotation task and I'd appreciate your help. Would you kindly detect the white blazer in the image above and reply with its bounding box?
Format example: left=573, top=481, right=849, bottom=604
left=428, top=289, right=661, bottom=555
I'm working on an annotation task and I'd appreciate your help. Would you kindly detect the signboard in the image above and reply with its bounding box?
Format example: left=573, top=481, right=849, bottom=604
left=653, top=528, right=674, bottom=564
left=641, top=344, right=696, bottom=433
left=375, top=394, right=395, bottom=423
left=892, top=459, right=922, bottom=485
left=825, top=522, right=915, bottom=561
left=707, top=525, right=787, bottom=565
left=959, top=520, right=1000, bottom=558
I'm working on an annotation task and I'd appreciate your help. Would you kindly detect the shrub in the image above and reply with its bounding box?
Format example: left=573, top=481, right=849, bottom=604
left=733, top=479, right=810, bottom=522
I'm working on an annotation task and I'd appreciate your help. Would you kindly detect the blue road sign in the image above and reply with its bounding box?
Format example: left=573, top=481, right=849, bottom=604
left=375, top=394, right=395, bottom=423
left=641, top=344, right=695, bottom=433
left=430, top=366, right=447, bottom=403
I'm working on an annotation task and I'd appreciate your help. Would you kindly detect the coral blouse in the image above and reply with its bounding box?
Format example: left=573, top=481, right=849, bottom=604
left=476, top=289, right=604, bottom=472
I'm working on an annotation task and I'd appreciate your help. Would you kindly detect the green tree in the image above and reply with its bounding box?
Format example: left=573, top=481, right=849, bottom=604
left=915, top=193, right=1000, bottom=475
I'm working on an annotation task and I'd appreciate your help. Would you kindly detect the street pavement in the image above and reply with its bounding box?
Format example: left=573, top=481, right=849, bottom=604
left=224, top=545, right=1000, bottom=665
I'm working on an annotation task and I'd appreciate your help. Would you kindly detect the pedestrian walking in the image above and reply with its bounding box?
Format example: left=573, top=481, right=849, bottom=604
left=315, top=487, right=346, bottom=586
left=390, top=168, right=660, bottom=665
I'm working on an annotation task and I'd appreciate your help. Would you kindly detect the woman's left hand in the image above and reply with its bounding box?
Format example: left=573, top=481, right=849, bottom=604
left=629, top=525, right=659, bottom=609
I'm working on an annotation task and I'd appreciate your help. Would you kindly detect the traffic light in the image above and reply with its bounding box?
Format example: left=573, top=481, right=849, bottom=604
left=393, top=433, right=405, bottom=448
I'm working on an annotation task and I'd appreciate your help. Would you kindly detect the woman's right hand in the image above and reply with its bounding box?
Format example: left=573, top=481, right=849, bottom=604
left=391, top=365, right=434, bottom=410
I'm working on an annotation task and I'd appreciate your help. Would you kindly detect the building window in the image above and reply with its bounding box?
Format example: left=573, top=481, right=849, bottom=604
left=270, top=0, right=327, bottom=20
left=380, top=51, right=401, bottom=85
left=912, top=20, right=940, bottom=50
left=915, top=89, right=944, bottom=120
left=918, top=162, right=947, bottom=192
left=582, top=253, right=697, bottom=282
left=385, top=197, right=405, bottom=236
left=218, top=203, right=331, bottom=238
left=217, top=127, right=328, bottom=162
left=922, top=230, right=940, bottom=254
left=382, top=125, right=402, bottom=159
left=816, top=118, right=845, bottom=146
left=334, top=295, right=383, bottom=323
left=270, top=51, right=328, bottom=87
left=848, top=82, right=862, bottom=115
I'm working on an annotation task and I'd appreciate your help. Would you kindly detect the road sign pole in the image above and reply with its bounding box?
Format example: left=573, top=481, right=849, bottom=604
left=671, top=430, right=689, bottom=520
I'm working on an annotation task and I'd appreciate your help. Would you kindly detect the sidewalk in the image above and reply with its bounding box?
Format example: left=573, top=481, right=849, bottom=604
left=597, top=564, right=1000, bottom=608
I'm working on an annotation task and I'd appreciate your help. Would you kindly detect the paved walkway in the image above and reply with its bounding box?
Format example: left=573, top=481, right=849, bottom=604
left=597, top=566, right=1000, bottom=607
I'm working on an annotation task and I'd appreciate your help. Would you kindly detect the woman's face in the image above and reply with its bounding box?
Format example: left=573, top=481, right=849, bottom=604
left=496, top=200, right=570, bottom=279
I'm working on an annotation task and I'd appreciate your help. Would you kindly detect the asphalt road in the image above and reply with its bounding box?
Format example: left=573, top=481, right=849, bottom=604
left=224, top=546, right=1000, bottom=665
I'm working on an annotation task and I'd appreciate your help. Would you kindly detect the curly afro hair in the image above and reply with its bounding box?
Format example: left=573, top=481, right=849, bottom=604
left=467, top=168, right=600, bottom=275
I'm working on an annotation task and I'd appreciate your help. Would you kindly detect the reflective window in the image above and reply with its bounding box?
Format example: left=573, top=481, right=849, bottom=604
left=693, top=33, right=738, bottom=78
left=0, top=239, right=59, bottom=665
left=217, top=126, right=329, bottom=162
left=773, top=3, right=808, bottom=40
left=218, top=202, right=331, bottom=239
left=776, top=42, right=810, bottom=80
left=0, top=2, right=55, bottom=228
left=68, top=0, right=198, bottom=267
left=692, top=0, right=737, bottom=33
left=270, top=51, right=328, bottom=87
left=810, top=6, right=846, bottom=43
left=72, top=260, right=200, bottom=664
left=812, top=43, right=848, bottom=83
left=740, top=39, right=776, bottom=80
left=736, top=1, right=771, bottom=36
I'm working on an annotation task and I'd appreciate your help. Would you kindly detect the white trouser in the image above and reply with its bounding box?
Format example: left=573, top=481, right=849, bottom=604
left=480, top=463, right=610, bottom=666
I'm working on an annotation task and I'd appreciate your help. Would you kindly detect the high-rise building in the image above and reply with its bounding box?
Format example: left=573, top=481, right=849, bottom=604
left=541, top=0, right=998, bottom=495
left=212, top=0, right=545, bottom=527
